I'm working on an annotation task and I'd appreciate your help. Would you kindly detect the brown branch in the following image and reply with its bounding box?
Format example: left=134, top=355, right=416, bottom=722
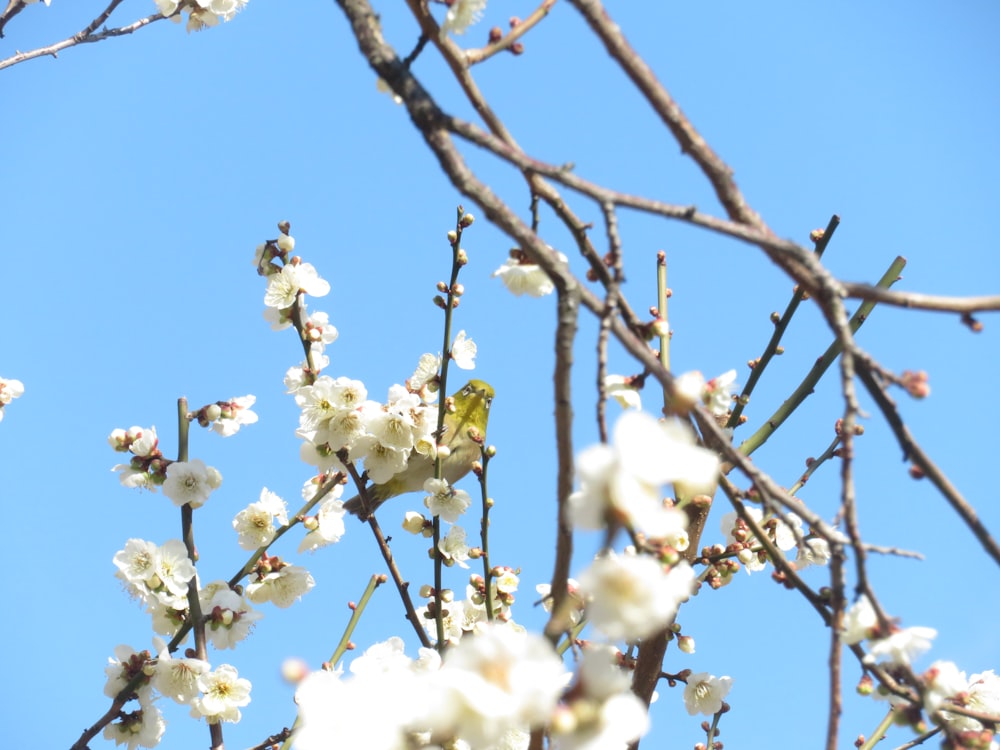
left=0, top=0, right=26, bottom=38
left=841, top=282, right=1000, bottom=314
left=567, top=0, right=768, bottom=232
left=854, top=353, right=1000, bottom=567
left=464, top=0, right=557, bottom=65
left=0, top=2, right=168, bottom=72
left=545, top=286, right=579, bottom=645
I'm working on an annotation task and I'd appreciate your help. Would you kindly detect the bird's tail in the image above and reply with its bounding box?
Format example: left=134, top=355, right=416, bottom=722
left=343, top=490, right=380, bottom=519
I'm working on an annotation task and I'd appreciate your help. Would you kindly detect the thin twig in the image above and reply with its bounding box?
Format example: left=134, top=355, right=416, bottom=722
left=0, top=5, right=169, bottom=71
left=464, top=0, right=557, bottom=65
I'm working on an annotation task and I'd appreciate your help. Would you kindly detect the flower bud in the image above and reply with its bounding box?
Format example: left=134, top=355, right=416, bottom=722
left=402, top=511, right=427, bottom=535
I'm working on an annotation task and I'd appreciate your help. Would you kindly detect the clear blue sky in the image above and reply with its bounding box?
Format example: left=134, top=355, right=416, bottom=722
left=2, top=1, right=998, bottom=748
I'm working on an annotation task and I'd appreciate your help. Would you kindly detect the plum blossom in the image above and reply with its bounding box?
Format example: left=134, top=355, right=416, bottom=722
left=578, top=551, right=696, bottom=641
left=102, top=703, right=165, bottom=750
left=492, top=248, right=566, bottom=297
left=424, top=478, right=472, bottom=522
left=450, top=330, right=477, bottom=370
left=0, top=377, right=24, bottom=422
left=604, top=374, right=642, bottom=410
left=201, top=586, right=262, bottom=650
left=233, top=487, right=288, bottom=550
left=264, top=261, right=330, bottom=310
left=868, top=626, right=937, bottom=666
left=210, top=394, right=258, bottom=436
left=570, top=410, right=716, bottom=539
left=551, top=644, right=650, bottom=750
left=683, top=673, right=733, bottom=716
left=298, top=488, right=347, bottom=553
left=152, top=638, right=210, bottom=705
left=245, top=562, right=315, bottom=608
left=439, top=525, right=472, bottom=568
left=425, top=625, right=569, bottom=746
left=440, top=0, right=486, bottom=38
left=162, top=459, right=222, bottom=508
left=191, top=664, right=252, bottom=724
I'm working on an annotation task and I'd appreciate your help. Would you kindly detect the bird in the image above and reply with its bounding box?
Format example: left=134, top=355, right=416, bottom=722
left=343, top=379, right=494, bottom=518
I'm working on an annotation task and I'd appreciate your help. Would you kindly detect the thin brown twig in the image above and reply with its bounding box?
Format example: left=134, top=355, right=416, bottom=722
left=595, top=200, right=624, bottom=444
left=544, top=284, right=580, bottom=645
left=464, top=0, right=557, bottom=65
left=841, top=282, right=1000, bottom=314
left=0, top=4, right=168, bottom=71
left=567, top=0, right=768, bottom=232
left=854, top=352, right=1000, bottom=567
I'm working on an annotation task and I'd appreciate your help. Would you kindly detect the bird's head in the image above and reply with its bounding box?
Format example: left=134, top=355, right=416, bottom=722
left=452, top=379, right=494, bottom=433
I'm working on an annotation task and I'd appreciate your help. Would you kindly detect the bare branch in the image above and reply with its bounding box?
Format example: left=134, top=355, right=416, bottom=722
left=0, top=2, right=168, bottom=72
left=841, top=282, right=1000, bottom=315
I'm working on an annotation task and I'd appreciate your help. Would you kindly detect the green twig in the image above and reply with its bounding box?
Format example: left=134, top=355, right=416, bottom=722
left=737, top=256, right=906, bottom=457
left=728, top=215, right=840, bottom=428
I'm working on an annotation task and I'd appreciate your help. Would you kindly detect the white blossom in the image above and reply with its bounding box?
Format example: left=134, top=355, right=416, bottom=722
left=233, top=487, right=288, bottom=550
left=604, top=375, right=641, bottom=410
left=683, top=673, right=732, bottom=716
left=191, top=664, right=252, bottom=724
left=868, top=626, right=937, bottom=666
left=439, top=525, right=471, bottom=568
left=102, top=702, right=165, bottom=750
left=211, top=394, right=258, bottom=436
left=264, top=261, right=330, bottom=310
left=299, top=491, right=347, bottom=553
left=245, top=564, right=315, bottom=608
left=570, top=411, right=715, bottom=538
left=153, top=638, right=209, bottom=705
left=450, top=330, right=477, bottom=370
left=440, top=0, right=486, bottom=38
left=424, top=478, right=472, bottom=522
left=492, top=250, right=566, bottom=297
left=578, top=552, right=696, bottom=641
left=162, top=459, right=222, bottom=508
left=425, top=625, right=569, bottom=746
left=201, top=586, right=262, bottom=650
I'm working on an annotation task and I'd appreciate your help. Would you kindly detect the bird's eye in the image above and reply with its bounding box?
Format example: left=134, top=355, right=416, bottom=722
left=463, top=385, right=473, bottom=396
left=485, top=396, right=493, bottom=409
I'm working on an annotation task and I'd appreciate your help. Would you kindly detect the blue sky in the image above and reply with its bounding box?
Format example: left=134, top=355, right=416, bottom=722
left=2, top=1, right=998, bottom=748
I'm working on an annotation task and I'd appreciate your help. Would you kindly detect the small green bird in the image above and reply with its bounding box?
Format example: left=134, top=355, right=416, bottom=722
left=343, top=379, right=494, bottom=517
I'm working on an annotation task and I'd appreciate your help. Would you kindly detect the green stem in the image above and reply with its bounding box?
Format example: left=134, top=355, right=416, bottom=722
left=728, top=215, right=840, bottom=428
left=431, top=205, right=470, bottom=650
left=738, top=256, right=906, bottom=457
left=859, top=709, right=896, bottom=750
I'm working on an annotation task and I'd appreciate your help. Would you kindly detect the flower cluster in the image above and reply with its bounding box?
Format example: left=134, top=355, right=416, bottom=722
left=570, top=410, right=717, bottom=545
left=103, top=641, right=252, bottom=745
left=702, top=506, right=845, bottom=587
left=0, top=377, right=24, bottom=422
left=154, top=0, right=248, bottom=32
left=841, top=595, right=937, bottom=667
left=295, top=627, right=568, bottom=749
left=191, top=395, right=259, bottom=437
left=673, top=369, right=739, bottom=417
